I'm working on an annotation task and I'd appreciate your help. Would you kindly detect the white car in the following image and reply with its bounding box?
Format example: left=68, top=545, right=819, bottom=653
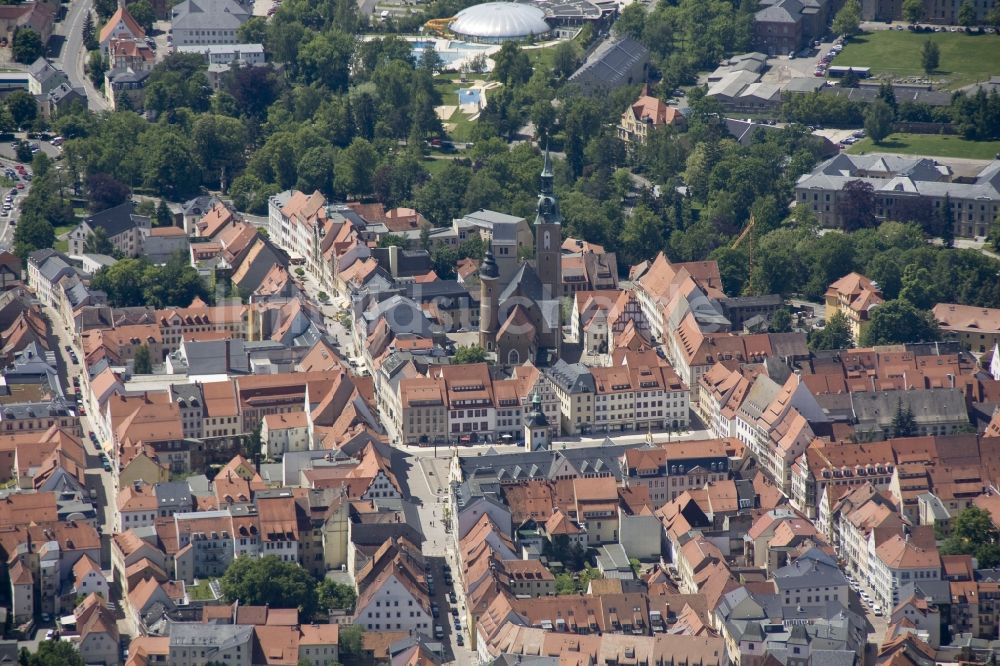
left=44, top=630, right=55, bottom=640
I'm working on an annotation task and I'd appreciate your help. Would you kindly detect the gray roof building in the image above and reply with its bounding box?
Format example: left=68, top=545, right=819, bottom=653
left=850, top=388, right=970, bottom=439
left=457, top=441, right=636, bottom=484
left=545, top=358, right=596, bottom=394
left=167, top=622, right=253, bottom=656
left=569, top=37, right=649, bottom=95
left=773, top=551, right=849, bottom=594
left=28, top=57, right=68, bottom=95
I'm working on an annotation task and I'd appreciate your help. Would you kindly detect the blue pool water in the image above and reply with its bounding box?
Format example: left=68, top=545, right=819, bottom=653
left=448, top=41, right=489, bottom=50
left=458, top=88, right=482, bottom=105
left=411, top=40, right=436, bottom=50
left=412, top=49, right=466, bottom=65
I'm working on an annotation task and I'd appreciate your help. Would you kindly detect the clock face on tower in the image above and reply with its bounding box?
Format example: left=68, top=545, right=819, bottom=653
left=543, top=231, right=550, bottom=250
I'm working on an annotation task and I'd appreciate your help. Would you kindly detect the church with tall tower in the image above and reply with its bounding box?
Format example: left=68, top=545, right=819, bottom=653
left=479, top=148, right=563, bottom=367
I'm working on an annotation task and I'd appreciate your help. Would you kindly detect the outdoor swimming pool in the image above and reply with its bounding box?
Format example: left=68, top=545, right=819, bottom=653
left=458, top=88, right=482, bottom=105
left=406, top=37, right=496, bottom=70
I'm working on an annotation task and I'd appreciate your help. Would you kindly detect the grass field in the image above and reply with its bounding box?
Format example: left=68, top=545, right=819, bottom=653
left=835, top=30, right=1000, bottom=89
left=847, top=132, right=1000, bottom=159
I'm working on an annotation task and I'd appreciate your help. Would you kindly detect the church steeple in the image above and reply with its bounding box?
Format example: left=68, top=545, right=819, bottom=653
left=534, top=144, right=562, bottom=227
left=540, top=145, right=554, bottom=195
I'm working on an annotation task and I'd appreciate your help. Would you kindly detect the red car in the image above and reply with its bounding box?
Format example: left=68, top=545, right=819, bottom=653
left=16, top=183, right=24, bottom=190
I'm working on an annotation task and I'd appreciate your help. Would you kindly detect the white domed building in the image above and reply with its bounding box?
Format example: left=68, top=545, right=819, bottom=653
left=450, top=2, right=551, bottom=44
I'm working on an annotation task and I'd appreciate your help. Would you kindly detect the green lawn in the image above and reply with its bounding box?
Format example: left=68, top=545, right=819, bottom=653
left=835, top=30, right=1000, bottom=89
left=187, top=579, right=219, bottom=601
left=847, top=132, right=1000, bottom=159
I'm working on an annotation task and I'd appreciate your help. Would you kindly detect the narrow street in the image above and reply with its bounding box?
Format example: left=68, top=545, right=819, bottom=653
left=54, top=0, right=109, bottom=112
left=401, top=451, right=478, bottom=664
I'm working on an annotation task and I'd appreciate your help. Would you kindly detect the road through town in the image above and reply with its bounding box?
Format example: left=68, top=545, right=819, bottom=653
left=55, top=0, right=109, bottom=112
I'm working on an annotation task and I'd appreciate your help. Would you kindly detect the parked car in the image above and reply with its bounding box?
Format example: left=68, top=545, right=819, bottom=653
left=456, top=634, right=464, bottom=646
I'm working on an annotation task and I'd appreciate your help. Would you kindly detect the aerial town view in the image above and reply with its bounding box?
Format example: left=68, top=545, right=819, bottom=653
left=0, top=0, right=998, bottom=662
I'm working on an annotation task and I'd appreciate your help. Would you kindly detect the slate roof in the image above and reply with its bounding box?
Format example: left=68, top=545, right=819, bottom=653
left=84, top=201, right=145, bottom=238
left=458, top=442, right=635, bottom=483
left=29, top=249, right=77, bottom=284
left=171, top=0, right=250, bottom=30
left=545, top=359, right=596, bottom=394
left=28, top=58, right=65, bottom=86
left=773, top=554, right=849, bottom=592
left=569, top=36, right=649, bottom=92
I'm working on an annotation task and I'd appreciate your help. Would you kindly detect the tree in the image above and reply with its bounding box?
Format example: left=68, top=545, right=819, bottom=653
left=6, top=91, right=37, bottom=129
left=418, top=45, right=443, bottom=73
left=809, top=311, right=853, bottom=350
left=551, top=40, right=579, bottom=78
left=941, top=507, right=1000, bottom=566
left=832, top=0, right=861, bottom=37
left=94, top=0, right=117, bottom=18
left=297, top=31, right=354, bottom=91
left=221, top=556, right=319, bottom=621
left=614, top=2, right=646, bottom=39
left=334, top=138, right=377, bottom=198
left=12, top=28, right=43, bottom=64
left=192, top=114, right=247, bottom=190
left=938, top=193, right=955, bottom=248
left=958, top=0, right=976, bottom=26
left=922, top=39, right=939, bottom=75
left=492, top=42, right=531, bottom=87
left=86, top=173, right=131, bottom=212
left=317, top=579, right=357, bottom=612
left=83, top=227, right=115, bottom=255
left=133, top=344, right=152, bottom=374
left=13, top=214, right=54, bottom=259
left=899, top=265, right=937, bottom=309
left=139, top=125, right=202, bottom=198
left=91, top=256, right=209, bottom=307
left=864, top=100, right=894, bottom=145
left=19, top=640, right=85, bottom=666
left=840, top=180, right=876, bottom=231
left=82, top=12, right=97, bottom=51
left=14, top=140, right=32, bottom=163
left=769, top=308, right=793, bottom=332
left=619, top=204, right=665, bottom=266
left=987, top=215, right=1000, bottom=252
left=903, top=0, right=923, bottom=22
left=339, top=625, right=364, bottom=657
left=127, top=0, right=155, bottom=31
left=156, top=199, right=173, bottom=227
left=87, top=51, right=107, bottom=88
left=860, top=299, right=941, bottom=346
left=377, top=234, right=407, bottom=248
left=891, top=398, right=917, bottom=437
left=453, top=345, right=487, bottom=364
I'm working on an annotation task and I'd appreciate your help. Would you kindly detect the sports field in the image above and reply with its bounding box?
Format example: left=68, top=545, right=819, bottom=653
left=846, top=132, right=1000, bottom=159
left=835, top=30, right=1000, bottom=89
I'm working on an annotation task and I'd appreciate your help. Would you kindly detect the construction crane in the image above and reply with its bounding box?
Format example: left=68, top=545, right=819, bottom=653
left=731, top=214, right=756, bottom=273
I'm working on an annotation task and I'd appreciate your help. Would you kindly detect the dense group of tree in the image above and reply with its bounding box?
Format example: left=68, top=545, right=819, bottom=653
left=219, top=555, right=358, bottom=622
left=89, top=254, right=210, bottom=308
left=780, top=82, right=1000, bottom=140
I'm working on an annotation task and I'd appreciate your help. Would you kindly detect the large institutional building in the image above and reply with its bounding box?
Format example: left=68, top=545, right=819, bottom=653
left=795, top=154, right=1000, bottom=238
